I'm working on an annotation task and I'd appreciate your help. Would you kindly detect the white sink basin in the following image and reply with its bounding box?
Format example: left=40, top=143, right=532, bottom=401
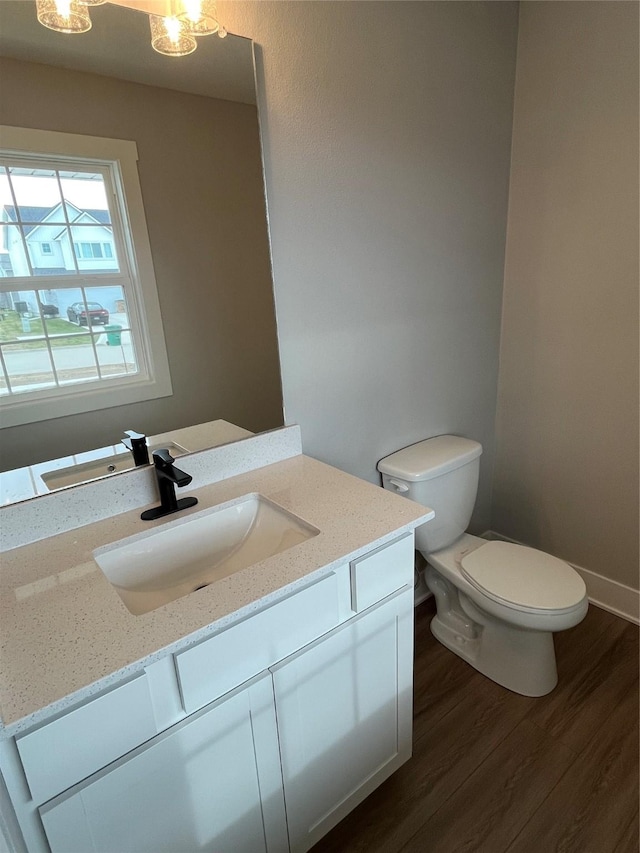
left=93, top=494, right=320, bottom=615
left=40, top=442, right=187, bottom=491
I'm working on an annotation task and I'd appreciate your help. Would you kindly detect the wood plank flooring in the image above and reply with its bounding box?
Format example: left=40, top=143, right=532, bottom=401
left=312, top=599, right=639, bottom=853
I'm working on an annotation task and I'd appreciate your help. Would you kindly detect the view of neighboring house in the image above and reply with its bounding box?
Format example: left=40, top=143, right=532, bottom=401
left=0, top=200, right=119, bottom=317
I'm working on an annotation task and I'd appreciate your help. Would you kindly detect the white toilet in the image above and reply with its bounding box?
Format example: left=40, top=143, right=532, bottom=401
left=378, top=435, right=588, bottom=697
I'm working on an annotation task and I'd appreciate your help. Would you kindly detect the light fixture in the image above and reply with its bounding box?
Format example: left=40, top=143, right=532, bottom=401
left=34, top=0, right=226, bottom=56
left=36, top=0, right=91, bottom=33
left=149, top=12, right=196, bottom=57
left=177, top=0, right=218, bottom=36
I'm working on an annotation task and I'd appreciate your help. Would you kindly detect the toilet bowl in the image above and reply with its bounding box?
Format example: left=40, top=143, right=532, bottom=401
left=424, top=532, right=588, bottom=695
left=378, top=435, right=588, bottom=697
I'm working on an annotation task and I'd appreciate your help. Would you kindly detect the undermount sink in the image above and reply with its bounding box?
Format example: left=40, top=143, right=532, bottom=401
left=93, top=494, right=320, bottom=615
left=40, top=442, right=187, bottom=491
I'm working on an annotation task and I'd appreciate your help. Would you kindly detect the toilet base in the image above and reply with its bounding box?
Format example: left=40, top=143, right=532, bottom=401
left=429, top=612, right=558, bottom=697
left=426, top=566, right=559, bottom=696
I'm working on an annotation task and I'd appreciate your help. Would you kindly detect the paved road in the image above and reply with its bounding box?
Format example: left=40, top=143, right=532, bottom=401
left=3, top=314, right=136, bottom=386
left=5, top=338, right=135, bottom=371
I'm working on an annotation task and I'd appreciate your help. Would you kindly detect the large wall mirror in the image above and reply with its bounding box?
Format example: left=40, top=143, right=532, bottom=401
left=0, top=0, right=283, bottom=499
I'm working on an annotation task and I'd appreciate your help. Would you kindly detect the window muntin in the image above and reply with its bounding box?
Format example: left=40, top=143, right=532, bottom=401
left=0, top=128, right=171, bottom=427
left=2, top=165, right=121, bottom=278
left=0, top=160, right=138, bottom=400
left=0, top=285, right=135, bottom=397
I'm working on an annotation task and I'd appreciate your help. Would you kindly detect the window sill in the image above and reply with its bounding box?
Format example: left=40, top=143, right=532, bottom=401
left=0, top=369, right=172, bottom=429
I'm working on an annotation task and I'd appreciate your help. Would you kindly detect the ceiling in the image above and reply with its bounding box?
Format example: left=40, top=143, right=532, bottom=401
left=0, top=0, right=256, bottom=105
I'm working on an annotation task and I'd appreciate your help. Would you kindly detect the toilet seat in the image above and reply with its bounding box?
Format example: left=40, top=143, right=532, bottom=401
left=460, top=541, right=586, bottom=615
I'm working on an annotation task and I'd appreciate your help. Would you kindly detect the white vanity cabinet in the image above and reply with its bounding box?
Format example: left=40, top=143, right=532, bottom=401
left=39, top=674, right=287, bottom=853
left=1, top=533, right=416, bottom=853
left=273, top=587, right=413, bottom=853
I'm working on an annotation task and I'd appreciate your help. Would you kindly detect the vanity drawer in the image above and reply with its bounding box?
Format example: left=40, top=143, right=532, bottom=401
left=16, top=674, right=157, bottom=805
left=175, top=572, right=341, bottom=714
left=350, top=533, right=414, bottom=612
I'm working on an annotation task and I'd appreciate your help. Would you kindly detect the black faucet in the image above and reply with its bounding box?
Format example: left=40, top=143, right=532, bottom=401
left=121, top=430, right=150, bottom=467
left=141, top=449, right=198, bottom=521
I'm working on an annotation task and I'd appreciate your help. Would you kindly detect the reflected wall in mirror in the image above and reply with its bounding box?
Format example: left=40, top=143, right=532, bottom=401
left=0, top=1, right=283, bottom=484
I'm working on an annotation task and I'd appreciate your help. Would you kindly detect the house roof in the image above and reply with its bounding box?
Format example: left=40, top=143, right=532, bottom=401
left=2, top=203, right=111, bottom=236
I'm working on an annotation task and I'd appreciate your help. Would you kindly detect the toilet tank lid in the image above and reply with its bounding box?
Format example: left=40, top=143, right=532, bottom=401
left=377, top=435, right=482, bottom=482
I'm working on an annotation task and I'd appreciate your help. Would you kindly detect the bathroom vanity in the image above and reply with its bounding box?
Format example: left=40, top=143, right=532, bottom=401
left=0, top=427, right=432, bottom=853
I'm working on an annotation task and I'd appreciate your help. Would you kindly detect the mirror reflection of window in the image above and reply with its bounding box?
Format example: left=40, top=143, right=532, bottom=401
left=0, top=162, right=136, bottom=397
left=0, top=127, right=172, bottom=426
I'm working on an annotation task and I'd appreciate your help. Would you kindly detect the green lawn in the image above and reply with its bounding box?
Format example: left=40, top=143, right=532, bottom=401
left=0, top=310, right=96, bottom=348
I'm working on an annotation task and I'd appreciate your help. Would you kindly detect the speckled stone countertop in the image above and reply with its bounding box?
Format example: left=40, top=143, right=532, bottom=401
left=0, top=455, right=430, bottom=735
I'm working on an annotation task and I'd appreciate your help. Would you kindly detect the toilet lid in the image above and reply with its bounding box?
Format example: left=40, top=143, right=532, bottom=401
left=460, top=541, right=586, bottom=611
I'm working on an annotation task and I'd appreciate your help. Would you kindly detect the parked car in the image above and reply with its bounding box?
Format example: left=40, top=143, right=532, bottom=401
left=67, top=302, right=109, bottom=326
left=41, top=304, right=59, bottom=318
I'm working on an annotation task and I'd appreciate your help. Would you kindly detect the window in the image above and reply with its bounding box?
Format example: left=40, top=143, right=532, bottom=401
left=0, top=126, right=171, bottom=428
left=75, top=243, right=101, bottom=259
left=73, top=242, right=114, bottom=259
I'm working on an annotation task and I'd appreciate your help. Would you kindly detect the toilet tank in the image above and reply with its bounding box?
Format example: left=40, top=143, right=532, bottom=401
left=378, top=435, right=482, bottom=554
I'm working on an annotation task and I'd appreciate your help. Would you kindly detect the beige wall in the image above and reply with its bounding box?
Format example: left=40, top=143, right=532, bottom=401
left=222, top=1, right=519, bottom=532
left=0, top=57, right=283, bottom=471
left=492, top=2, right=639, bottom=589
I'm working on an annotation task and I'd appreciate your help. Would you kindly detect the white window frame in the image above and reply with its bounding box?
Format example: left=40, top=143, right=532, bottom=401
left=0, top=125, right=172, bottom=428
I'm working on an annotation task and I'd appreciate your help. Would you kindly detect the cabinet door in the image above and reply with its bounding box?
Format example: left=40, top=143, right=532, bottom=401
left=272, top=587, right=414, bottom=853
left=40, top=673, right=288, bottom=853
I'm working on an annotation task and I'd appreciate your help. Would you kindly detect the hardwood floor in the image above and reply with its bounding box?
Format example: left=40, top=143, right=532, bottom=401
left=312, top=599, right=639, bottom=853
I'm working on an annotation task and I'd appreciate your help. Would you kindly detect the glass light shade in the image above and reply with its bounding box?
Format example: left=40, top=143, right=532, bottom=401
left=177, top=0, right=219, bottom=36
left=149, top=14, right=197, bottom=56
left=36, top=0, right=91, bottom=33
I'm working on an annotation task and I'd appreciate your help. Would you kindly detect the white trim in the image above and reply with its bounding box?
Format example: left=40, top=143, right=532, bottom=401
left=482, top=530, right=640, bottom=625
left=572, top=565, right=640, bottom=626
left=1, top=374, right=171, bottom=425
left=0, top=126, right=172, bottom=427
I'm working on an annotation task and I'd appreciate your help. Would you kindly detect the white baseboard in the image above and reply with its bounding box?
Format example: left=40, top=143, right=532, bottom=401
left=482, top=530, right=640, bottom=626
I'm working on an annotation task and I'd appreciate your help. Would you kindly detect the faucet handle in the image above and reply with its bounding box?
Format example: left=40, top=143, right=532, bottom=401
left=122, top=429, right=145, bottom=450
left=152, top=448, right=174, bottom=467
left=122, top=430, right=150, bottom=466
